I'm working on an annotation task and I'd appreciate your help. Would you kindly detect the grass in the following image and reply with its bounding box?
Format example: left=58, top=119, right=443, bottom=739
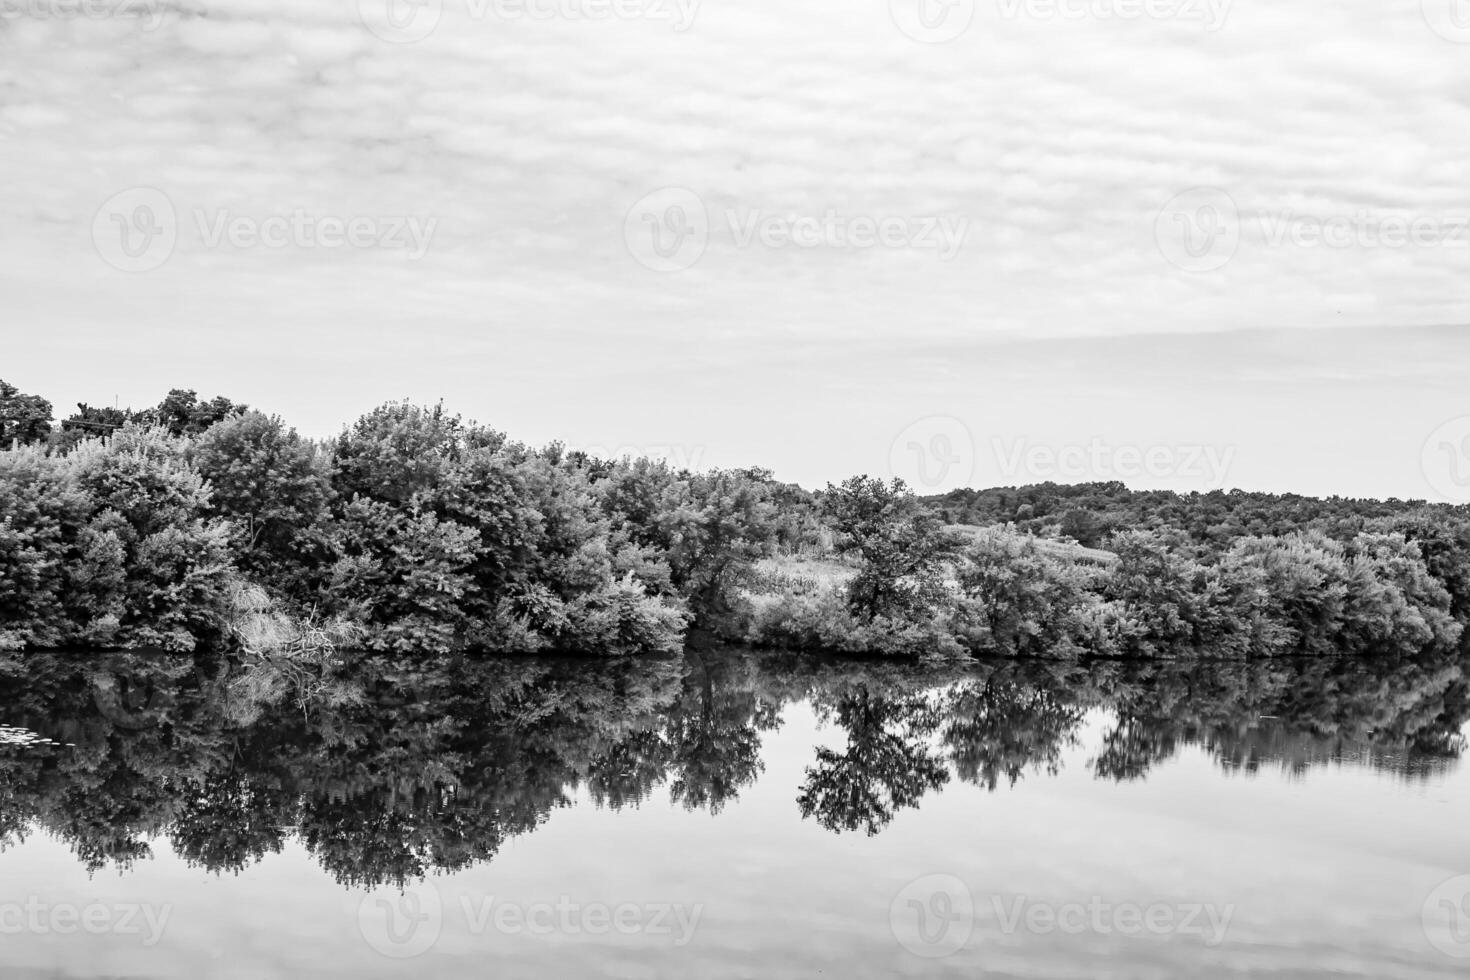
left=745, top=524, right=1119, bottom=605
left=746, top=556, right=857, bottom=597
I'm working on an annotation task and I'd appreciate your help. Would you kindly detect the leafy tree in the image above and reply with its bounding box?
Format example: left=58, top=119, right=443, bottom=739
left=797, top=684, right=949, bottom=835
left=823, top=476, right=955, bottom=623
left=151, top=389, right=248, bottom=438
left=191, top=412, right=333, bottom=598
left=951, top=527, right=1105, bottom=657
left=0, top=379, right=53, bottom=447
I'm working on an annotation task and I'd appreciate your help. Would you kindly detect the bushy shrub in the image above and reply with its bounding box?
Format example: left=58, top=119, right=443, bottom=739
left=0, top=427, right=238, bottom=652
left=950, top=528, right=1106, bottom=658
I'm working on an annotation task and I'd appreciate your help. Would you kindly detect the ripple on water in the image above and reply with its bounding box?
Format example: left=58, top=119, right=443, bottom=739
left=0, top=725, right=67, bottom=748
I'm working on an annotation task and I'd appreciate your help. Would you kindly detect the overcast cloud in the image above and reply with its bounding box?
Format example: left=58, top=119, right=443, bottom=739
left=3, top=0, right=1468, bottom=498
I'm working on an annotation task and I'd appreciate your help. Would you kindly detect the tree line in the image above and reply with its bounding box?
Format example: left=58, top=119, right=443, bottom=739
left=3, top=378, right=1470, bottom=659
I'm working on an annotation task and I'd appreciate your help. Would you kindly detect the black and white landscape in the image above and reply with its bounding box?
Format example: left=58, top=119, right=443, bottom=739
left=3, top=2, right=1470, bottom=978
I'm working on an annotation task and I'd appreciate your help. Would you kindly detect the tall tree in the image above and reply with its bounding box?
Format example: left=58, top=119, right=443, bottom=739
left=0, top=379, right=53, bottom=447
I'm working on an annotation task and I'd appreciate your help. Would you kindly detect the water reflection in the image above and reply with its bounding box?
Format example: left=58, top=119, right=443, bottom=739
left=0, top=648, right=1465, bottom=887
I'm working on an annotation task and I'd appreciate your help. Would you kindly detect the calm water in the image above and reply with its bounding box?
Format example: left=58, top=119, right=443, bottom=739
left=2, top=647, right=1469, bottom=978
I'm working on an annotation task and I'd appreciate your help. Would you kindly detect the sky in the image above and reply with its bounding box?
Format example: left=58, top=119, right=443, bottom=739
left=3, top=0, right=1470, bottom=500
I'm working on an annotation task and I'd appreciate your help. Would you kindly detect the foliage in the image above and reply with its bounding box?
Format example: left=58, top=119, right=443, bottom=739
left=0, top=379, right=53, bottom=447
left=0, top=427, right=237, bottom=651
left=951, top=527, right=1108, bottom=657
left=823, top=476, right=956, bottom=623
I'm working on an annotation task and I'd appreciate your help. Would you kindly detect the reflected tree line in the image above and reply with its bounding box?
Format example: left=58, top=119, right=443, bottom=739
left=0, top=647, right=1466, bottom=886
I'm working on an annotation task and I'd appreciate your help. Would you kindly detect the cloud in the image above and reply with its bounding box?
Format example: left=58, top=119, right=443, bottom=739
left=1, top=0, right=1467, bottom=494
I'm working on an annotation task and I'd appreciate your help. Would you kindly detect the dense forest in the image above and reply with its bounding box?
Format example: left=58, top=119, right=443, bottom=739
left=3, top=378, right=1469, bottom=661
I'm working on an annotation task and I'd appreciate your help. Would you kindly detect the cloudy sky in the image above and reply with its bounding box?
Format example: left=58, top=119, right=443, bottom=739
left=4, top=0, right=1469, bottom=499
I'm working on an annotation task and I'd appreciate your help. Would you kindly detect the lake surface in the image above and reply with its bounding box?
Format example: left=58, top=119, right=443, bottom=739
left=2, top=647, right=1469, bottom=978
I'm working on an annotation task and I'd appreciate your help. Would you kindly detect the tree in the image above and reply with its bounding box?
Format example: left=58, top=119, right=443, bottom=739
left=0, top=379, right=53, bottom=447
left=191, top=412, right=333, bottom=598
left=823, top=476, right=954, bottom=623
left=151, top=389, right=248, bottom=438
left=952, top=527, right=1104, bottom=657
